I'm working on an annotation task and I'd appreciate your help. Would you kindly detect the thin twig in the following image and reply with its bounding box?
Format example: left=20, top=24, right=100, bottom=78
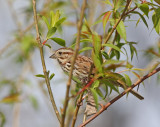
left=61, top=0, right=87, bottom=126
left=125, top=6, right=137, bottom=16
left=79, top=67, right=160, bottom=127
left=103, top=0, right=132, bottom=46
left=71, top=93, right=84, bottom=127
left=12, top=61, right=30, bottom=127
left=107, top=4, right=137, bottom=55
left=83, top=113, right=87, bottom=126
left=0, top=23, right=34, bottom=57
left=32, top=0, right=61, bottom=123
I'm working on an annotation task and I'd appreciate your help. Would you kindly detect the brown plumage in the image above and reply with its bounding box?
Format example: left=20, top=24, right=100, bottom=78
left=50, top=48, right=144, bottom=116
left=49, top=48, right=94, bottom=84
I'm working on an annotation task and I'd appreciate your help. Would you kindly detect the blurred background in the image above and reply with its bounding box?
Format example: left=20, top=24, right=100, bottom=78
left=0, top=0, right=160, bottom=127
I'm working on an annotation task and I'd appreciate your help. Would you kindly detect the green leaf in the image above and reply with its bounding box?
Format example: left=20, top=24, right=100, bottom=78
left=102, top=79, right=119, bottom=93
left=69, top=39, right=91, bottom=49
left=79, top=47, right=92, bottom=54
left=93, top=19, right=102, bottom=26
left=129, top=43, right=138, bottom=60
left=104, top=59, right=124, bottom=65
left=152, top=12, right=160, bottom=34
left=123, top=47, right=129, bottom=60
left=96, top=88, right=104, bottom=98
left=90, top=88, right=98, bottom=109
left=113, top=0, right=124, bottom=11
left=104, top=0, right=112, bottom=6
left=44, top=44, right=51, bottom=49
left=104, top=84, right=108, bottom=98
left=152, top=13, right=159, bottom=28
left=116, top=20, right=126, bottom=40
left=51, top=10, right=60, bottom=27
left=46, top=27, right=57, bottom=39
left=91, top=50, right=103, bottom=73
left=102, top=51, right=109, bottom=59
left=50, top=11, right=55, bottom=27
left=139, top=3, right=149, bottom=17
left=42, top=16, right=50, bottom=29
left=155, top=20, right=160, bottom=34
left=50, top=37, right=65, bottom=46
left=92, top=80, right=100, bottom=89
left=20, top=35, right=36, bottom=57
left=80, top=39, right=92, bottom=43
left=35, top=74, right=45, bottom=78
left=92, top=33, right=102, bottom=55
left=114, top=50, right=120, bottom=60
left=0, top=112, right=6, bottom=127
left=49, top=73, right=55, bottom=80
left=84, top=18, right=92, bottom=34
left=55, top=17, right=66, bottom=28
left=131, top=11, right=148, bottom=28
left=102, top=43, right=124, bottom=54
left=29, top=95, right=39, bottom=109
left=103, top=11, right=112, bottom=33
left=124, top=74, right=132, bottom=86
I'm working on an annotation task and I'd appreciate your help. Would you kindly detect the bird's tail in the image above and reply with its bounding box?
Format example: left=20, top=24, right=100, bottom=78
left=85, top=89, right=97, bottom=116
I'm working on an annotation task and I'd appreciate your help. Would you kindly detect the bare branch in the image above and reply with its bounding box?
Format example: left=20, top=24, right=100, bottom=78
left=32, top=0, right=61, bottom=123
left=79, top=67, right=160, bottom=127
left=71, top=93, right=84, bottom=127
left=61, top=0, right=87, bottom=126
left=103, top=0, right=132, bottom=46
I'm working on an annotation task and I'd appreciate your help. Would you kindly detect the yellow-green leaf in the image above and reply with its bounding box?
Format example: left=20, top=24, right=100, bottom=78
left=139, top=3, right=149, bottom=17
left=0, top=93, right=20, bottom=103
left=79, top=47, right=92, bottom=54
left=102, top=43, right=124, bottom=54
left=42, top=16, right=50, bottom=29
left=116, top=20, right=126, bottom=40
left=90, top=88, right=98, bottom=109
left=96, top=88, right=104, bottom=98
left=92, top=80, right=100, bottom=89
left=55, top=17, right=66, bottom=28
left=49, top=73, right=55, bottom=80
left=29, top=95, right=39, bottom=109
left=124, top=74, right=132, bottom=86
left=92, top=33, right=102, bottom=55
left=131, top=11, right=148, bottom=28
left=50, top=37, right=65, bottom=46
left=91, top=50, right=103, bottom=73
left=51, top=10, right=60, bottom=27
left=46, top=27, right=57, bottom=39
left=35, top=74, right=45, bottom=78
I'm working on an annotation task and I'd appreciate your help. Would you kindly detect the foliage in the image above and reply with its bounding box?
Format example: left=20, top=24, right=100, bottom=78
left=0, top=0, right=160, bottom=127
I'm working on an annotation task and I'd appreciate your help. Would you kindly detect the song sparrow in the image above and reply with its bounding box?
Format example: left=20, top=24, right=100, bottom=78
left=49, top=48, right=144, bottom=115
left=50, top=48, right=97, bottom=116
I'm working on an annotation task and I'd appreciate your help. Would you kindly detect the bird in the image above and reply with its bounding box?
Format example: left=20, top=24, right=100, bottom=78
left=49, top=47, right=144, bottom=116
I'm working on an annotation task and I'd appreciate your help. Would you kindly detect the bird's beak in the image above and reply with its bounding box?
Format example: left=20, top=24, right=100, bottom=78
left=49, top=51, right=56, bottom=59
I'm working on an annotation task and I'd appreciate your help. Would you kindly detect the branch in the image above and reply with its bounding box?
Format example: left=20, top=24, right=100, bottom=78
left=61, top=0, right=87, bottom=126
left=71, top=93, right=84, bottom=127
left=32, top=0, right=61, bottom=123
left=103, top=0, right=132, bottom=46
left=0, top=23, right=34, bottom=57
left=79, top=67, right=160, bottom=127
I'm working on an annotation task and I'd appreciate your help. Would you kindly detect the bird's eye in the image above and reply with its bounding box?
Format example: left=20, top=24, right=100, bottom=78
left=58, top=52, right=62, bottom=55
